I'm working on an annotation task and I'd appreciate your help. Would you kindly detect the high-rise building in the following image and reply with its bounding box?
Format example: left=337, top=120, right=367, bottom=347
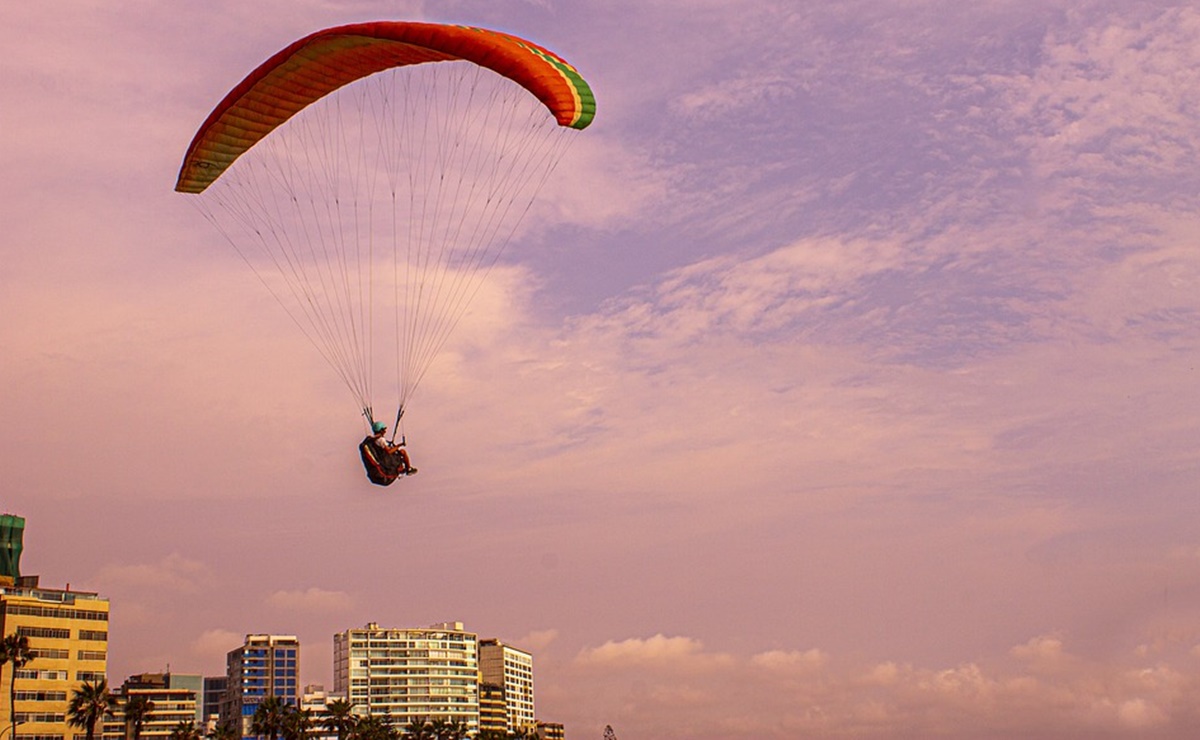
left=478, top=639, right=535, bottom=733
left=102, top=673, right=200, bottom=740
left=333, top=622, right=479, bottom=734
left=202, top=676, right=227, bottom=726
left=0, top=575, right=110, bottom=740
left=477, top=683, right=507, bottom=736
left=221, top=635, right=300, bottom=738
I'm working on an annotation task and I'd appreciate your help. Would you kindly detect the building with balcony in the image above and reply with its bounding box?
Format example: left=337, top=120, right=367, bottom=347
left=478, top=639, right=535, bottom=733
left=477, top=682, right=507, bottom=735
left=536, top=722, right=565, bottom=740
left=332, top=622, right=478, bottom=734
left=202, top=676, right=226, bottom=727
left=102, top=673, right=200, bottom=740
left=221, top=635, right=300, bottom=738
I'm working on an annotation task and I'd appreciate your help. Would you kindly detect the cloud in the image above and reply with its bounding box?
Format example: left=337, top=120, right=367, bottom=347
left=516, top=628, right=559, bottom=654
left=1011, top=634, right=1067, bottom=667
left=576, top=634, right=724, bottom=668
left=190, top=628, right=244, bottom=663
left=550, top=633, right=1200, bottom=738
left=265, top=587, right=353, bottom=614
left=95, top=553, right=215, bottom=594
left=751, top=648, right=827, bottom=673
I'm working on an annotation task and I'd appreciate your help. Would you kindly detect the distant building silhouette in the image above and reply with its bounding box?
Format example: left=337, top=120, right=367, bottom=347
left=203, top=676, right=227, bottom=727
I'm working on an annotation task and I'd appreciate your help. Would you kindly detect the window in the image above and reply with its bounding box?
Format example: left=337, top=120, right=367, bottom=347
left=78, top=630, right=107, bottom=641
left=5, top=604, right=107, bottom=621
left=15, top=714, right=65, bottom=723
left=16, top=670, right=67, bottom=680
left=15, top=691, right=68, bottom=702
left=30, top=649, right=69, bottom=660
left=16, top=626, right=70, bottom=640
left=76, top=650, right=106, bottom=661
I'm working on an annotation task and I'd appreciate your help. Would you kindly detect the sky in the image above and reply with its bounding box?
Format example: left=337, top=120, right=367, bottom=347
left=3, top=0, right=1200, bottom=737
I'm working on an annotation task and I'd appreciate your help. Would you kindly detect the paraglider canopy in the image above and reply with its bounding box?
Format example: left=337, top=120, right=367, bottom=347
left=176, top=21, right=595, bottom=194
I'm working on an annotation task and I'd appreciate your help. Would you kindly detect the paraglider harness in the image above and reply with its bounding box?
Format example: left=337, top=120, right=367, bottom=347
left=359, top=406, right=410, bottom=486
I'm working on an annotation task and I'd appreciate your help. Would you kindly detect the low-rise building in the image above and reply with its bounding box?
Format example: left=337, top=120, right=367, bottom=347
left=102, top=674, right=200, bottom=740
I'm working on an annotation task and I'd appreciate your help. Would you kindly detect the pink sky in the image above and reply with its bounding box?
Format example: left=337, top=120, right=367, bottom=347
left=4, top=1, right=1200, bottom=738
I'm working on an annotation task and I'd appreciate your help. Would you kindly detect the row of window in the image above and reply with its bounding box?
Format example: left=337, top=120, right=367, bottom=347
left=17, top=627, right=69, bottom=640
left=15, top=669, right=68, bottom=680
left=15, top=713, right=65, bottom=723
left=242, top=678, right=296, bottom=687
left=11, top=670, right=102, bottom=682
left=14, top=691, right=67, bottom=702
left=30, top=650, right=68, bottom=660
left=15, top=733, right=64, bottom=740
left=242, top=649, right=297, bottom=657
left=5, top=604, right=108, bottom=621
left=14, top=627, right=107, bottom=641
left=27, top=649, right=104, bottom=661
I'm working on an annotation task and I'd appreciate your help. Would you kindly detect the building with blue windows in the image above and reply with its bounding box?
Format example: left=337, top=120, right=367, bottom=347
left=220, top=634, right=300, bottom=737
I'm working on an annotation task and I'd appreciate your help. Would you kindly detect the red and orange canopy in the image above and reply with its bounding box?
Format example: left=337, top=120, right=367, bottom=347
left=176, top=21, right=595, bottom=194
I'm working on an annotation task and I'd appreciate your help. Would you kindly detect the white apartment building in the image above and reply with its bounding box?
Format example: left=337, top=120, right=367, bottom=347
left=333, top=622, right=479, bottom=734
left=478, top=639, right=535, bottom=732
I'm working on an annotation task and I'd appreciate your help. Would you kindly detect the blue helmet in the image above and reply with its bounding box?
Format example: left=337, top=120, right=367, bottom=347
left=372, top=421, right=387, bottom=433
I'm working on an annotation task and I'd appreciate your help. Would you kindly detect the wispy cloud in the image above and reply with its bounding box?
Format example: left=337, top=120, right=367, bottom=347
left=265, top=587, right=354, bottom=614
left=95, top=554, right=215, bottom=594
left=190, top=628, right=245, bottom=663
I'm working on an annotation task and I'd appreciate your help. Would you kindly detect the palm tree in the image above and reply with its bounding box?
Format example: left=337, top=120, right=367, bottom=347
left=474, top=731, right=507, bottom=740
left=207, top=719, right=240, bottom=740
left=67, top=678, right=113, bottom=740
left=322, top=699, right=356, bottom=740
left=352, top=715, right=397, bottom=740
left=168, top=720, right=204, bottom=740
left=122, top=694, right=155, bottom=740
left=400, top=718, right=433, bottom=740
left=281, top=707, right=315, bottom=740
left=250, top=696, right=289, bottom=740
left=0, top=633, right=34, bottom=740
left=427, top=719, right=467, bottom=740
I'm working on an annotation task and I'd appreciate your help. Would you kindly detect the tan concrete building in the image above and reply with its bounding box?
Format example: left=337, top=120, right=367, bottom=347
left=0, top=577, right=110, bottom=740
left=478, top=639, right=534, bottom=733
